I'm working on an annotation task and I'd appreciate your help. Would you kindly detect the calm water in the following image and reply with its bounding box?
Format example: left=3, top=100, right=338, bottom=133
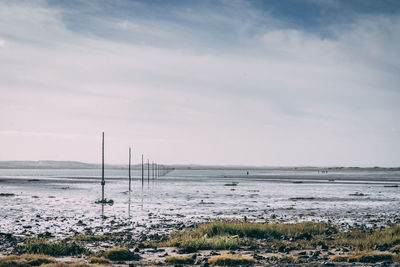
left=0, top=168, right=399, bottom=237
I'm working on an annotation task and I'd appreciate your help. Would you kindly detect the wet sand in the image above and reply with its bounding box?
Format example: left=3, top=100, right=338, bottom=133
left=0, top=168, right=400, bottom=265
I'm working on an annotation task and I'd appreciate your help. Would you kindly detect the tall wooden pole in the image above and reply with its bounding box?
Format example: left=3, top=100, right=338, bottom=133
left=128, top=147, right=131, bottom=191
left=147, top=159, right=150, bottom=183
left=101, top=132, right=105, bottom=201
left=141, top=154, right=144, bottom=185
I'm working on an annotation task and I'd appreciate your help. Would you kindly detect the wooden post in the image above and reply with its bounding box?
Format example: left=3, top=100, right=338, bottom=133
left=128, top=147, right=131, bottom=192
left=147, top=159, right=150, bottom=183
left=101, top=132, right=105, bottom=202
left=141, top=154, right=144, bottom=185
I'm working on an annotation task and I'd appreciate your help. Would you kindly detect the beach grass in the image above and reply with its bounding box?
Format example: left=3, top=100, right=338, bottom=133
left=146, top=220, right=400, bottom=263
left=89, top=256, right=110, bottom=264
left=25, top=239, right=87, bottom=256
left=331, top=251, right=395, bottom=263
left=39, top=263, right=103, bottom=267
left=0, top=253, right=55, bottom=267
left=165, top=255, right=194, bottom=264
left=208, top=254, right=256, bottom=266
left=151, top=220, right=331, bottom=251
left=103, top=247, right=138, bottom=261
left=337, top=225, right=400, bottom=250
left=192, top=220, right=330, bottom=239
left=73, top=234, right=113, bottom=242
left=159, top=234, right=246, bottom=251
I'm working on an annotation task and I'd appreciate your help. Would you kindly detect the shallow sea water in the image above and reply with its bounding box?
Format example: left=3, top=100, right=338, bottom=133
left=0, top=168, right=399, bottom=238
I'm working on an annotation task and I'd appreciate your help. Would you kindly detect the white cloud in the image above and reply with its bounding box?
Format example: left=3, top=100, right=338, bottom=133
left=0, top=1, right=399, bottom=166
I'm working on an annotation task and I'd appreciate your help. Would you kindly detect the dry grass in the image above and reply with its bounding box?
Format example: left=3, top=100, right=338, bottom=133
left=39, top=263, right=103, bottom=267
left=152, top=220, right=330, bottom=251
left=73, top=234, right=112, bottom=242
left=0, top=254, right=55, bottom=267
left=25, top=239, right=87, bottom=256
left=337, top=225, right=400, bottom=250
left=89, top=256, right=110, bottom=264
left=160, top=234, right=246, bottom=251
left=103, top=247, right=138, bottom=261
left=208, top=254, right=256, bottom=266
left=165, top=256, right=194, bottom=264
left=194, top=220, right=330, bottom=239
left=331, top=251, right=395, bottom=263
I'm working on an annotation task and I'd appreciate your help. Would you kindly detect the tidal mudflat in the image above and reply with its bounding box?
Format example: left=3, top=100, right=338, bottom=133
left=0, top=168, right=399, bottom=266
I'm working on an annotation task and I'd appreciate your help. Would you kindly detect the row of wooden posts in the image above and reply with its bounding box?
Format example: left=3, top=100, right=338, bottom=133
left=100, top=132, right=169, bottom=203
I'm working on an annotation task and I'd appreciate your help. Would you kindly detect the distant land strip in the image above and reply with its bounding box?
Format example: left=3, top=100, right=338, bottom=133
left=0, top=160, right=399, bottom=171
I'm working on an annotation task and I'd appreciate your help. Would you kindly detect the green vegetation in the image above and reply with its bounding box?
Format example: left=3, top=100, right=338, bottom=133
left=150, top=220, right=331, bottom=251
left=208, top=254, right=256, bottom=266
left=39, top=263, right=102, bottom=267
left=165, top=256, right=194, bottom=264
left=89, top=256, right=110, bottom=264
left=145, top=220, right=400, bottom=263
left=103, top=247, right=138, bottom=261
left=337, top=225, right=400, bottom=250
left=0, top=254, right=55, bottom=267
left=331, top=251, right=395, bottom=263
left=159, top=234, right=246, bottom=251
left=192, top=220, right=330, bottom=239
left=25, top=239, right=87, bottom=256
left=8, top=221, right=400, bottom=265
left=73, top=234, right=112, bottom=242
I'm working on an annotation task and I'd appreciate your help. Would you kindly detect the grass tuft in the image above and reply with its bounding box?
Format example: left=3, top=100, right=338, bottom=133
left=25, top=239, right=87, bottom=256
left=89, top=256, right=110, bottom=264
left=160, top=234, right=246, bottom=251
left=165, top=256, right=194, bottom=264
left=39, top=263, right=103, bottom=267
left=73, top=234, right=112, bottom=242
left=0, top=254, right=55, bottom=267
left=338, top=225, right=400, bottom=250
left=331, top=251, right=394, bottom=263
left=152, top=220, right=330, bottom=251
left=193, top=220, right=330, bottom=239
left=208, top=254, right=256, bottom=266
left=103, top=247, right=139, bottom=261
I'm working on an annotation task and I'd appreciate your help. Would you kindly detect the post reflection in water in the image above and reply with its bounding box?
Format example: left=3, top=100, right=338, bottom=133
left=101, top=203, right=105, bottom=221
left=128, top=192, right=131, bottom=218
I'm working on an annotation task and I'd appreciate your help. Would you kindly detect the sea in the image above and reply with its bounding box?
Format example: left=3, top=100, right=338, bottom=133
left=1, top=168, right=399, bottom=238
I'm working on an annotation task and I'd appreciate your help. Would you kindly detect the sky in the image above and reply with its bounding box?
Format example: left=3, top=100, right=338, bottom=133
left=1, top=0, right=400, bottom=166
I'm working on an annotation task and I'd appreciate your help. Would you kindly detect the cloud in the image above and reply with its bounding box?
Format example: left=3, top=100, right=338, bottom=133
left=0, top=1, right=399, bottom=166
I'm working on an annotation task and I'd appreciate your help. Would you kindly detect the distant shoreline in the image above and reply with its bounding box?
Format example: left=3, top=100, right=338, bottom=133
left=0, top=160, right=399, bottom=171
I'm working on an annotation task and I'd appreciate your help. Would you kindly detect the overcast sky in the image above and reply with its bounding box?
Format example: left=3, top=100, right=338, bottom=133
left=1, top=0, right=400, bottom=166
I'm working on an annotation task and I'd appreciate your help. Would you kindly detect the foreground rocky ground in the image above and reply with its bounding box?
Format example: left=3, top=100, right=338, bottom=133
left=1, top=220, right=400, bottom=266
